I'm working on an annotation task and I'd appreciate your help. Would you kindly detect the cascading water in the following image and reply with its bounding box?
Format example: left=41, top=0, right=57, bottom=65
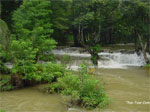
left=53, top=47, right=150, bottom=70
left=98, top=52, right=147, bottom=68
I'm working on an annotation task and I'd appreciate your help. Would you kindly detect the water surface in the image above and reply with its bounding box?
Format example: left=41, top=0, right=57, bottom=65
left=0, top=68, right=149, bottom=112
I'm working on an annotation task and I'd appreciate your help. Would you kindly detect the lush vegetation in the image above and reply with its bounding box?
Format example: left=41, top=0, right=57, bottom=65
left=0, top=75, right=14, bottom=91
left=1, top=0, right=150, bottom=65
left=0, top=0, right=108, bottom=109
left=0, top=0, right=149, bottom=110
left=50, top=64, right=109, bottom=109
left=1, top=0, right=58, bottom=89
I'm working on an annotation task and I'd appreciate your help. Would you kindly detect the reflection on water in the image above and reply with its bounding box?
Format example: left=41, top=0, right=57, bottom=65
left=0, top=68, right=149, bottom=112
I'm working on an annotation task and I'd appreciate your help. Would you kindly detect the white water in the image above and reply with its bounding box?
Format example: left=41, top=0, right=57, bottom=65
left=53, top=48, right=150, bottom=70
left=4, top=48, right=149, bottom=70
left=98, top=52, right=146, bottom=68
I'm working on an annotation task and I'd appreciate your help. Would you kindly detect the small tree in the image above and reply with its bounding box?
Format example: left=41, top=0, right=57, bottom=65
left=9, top=0, right=57, bottom=87
left=12, top=0, right=57, bottom=62
left=72, top=0, right=103, bottom=65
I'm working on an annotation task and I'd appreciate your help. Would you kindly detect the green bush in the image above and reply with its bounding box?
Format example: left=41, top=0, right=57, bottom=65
left=40, top=54, right=56, bottom=62
left=0, top=61, right=10, bottom=74
left=0, top=75, right=14, bottom=91
left=35, top=62, right=66, bottom=82
left=89, top=44, right=101, bottom=65
left=50, top=64, right=109, bottom=109
left=11, top=62, right=66, bottom=84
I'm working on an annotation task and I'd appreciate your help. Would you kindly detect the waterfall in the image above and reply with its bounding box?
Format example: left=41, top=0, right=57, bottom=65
left=97, top=52, right=146, bottom=68
left=53, top=47, right=150, bottom=69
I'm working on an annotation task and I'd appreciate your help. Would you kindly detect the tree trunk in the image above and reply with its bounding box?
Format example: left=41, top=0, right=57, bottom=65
left=11, top=73, right=24, bottom=88
left=72, top=27, right=81, bottom=47
left=138, top=34, right=150, bottom=64
left=147, top=38, right=150, bottom=53
left=36, top=52, right=40, bottom=63
left=142, top=49, right=149, bottom=64
left=111, top=27, right=114, bottom=45
left=134, top=29, right=138, bottom=52
left=109, top=29, right=112, bottom=44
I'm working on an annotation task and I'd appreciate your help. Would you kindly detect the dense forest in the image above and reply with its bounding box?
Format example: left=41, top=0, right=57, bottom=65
left=0, top=0, right=150, bottom=111
left=1, top=0, right=150, bottom=64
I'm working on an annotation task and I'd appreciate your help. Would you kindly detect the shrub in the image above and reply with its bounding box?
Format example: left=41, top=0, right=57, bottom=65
left=36, top=62, right=66, bottom=82
left=0, top=75, right=14, bottom=91
left=50, top=64, right=109, bottom=109
left=11, top=62, right=66, bottom=88
left=0, top=61, right=10, bottom=74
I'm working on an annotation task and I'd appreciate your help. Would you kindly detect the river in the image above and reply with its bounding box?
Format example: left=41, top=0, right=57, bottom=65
left=0, top=47, right=150, bottom=112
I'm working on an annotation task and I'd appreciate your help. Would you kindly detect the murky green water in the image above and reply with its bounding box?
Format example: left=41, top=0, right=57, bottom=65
left=0, top=68, right=149, bottom=112
left=98, top=68, right=150, bottom=112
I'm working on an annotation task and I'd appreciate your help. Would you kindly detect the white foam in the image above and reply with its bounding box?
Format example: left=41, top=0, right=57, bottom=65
left=53, top=48, right=150, bottom=69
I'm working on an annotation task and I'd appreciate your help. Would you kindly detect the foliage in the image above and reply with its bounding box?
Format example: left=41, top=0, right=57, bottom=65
left=71, top=0, right=120, bottom=64
left=0, top=19, right=9, bottom=39
left=50, top=64, right=109, bottom=109
left=9, top=39, right=59, bottom=86
left=6, top=0, right=59, bottom=88
left=40, top=54, right=56, bottom=62
left=10, top=39, right=38, bottom=84
left=12, top=0, right=57, bottom=61
left=90, top=44, right=101, bottom=65
left=11, top=62, right=66, bottom=84
left=36, top=62, right=66, bottom=82
left=0, top=61, right=10, bottom=74
left=10, top=40, right=37, bottom=63
left=50, top=0, right=72, bottom=44
left=1, top=0, right=150, bottom=48
left=0, top=19, right=11, bottom=74
left=0, top=19, right=11, bottom=62
left=0, top=75, right=14, bottom=91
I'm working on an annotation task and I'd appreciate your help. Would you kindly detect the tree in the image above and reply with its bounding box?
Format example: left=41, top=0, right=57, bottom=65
left=121, top=0, right=150, bottom=64
left=12, top=0, right=57, bottom=62
left=7, top=0, right=58, bottom=88
left=50, top=0, right=72, bottom=45
left=71, top=0, right=121, bottom=65
left=1, top=0, right=22, bottom=30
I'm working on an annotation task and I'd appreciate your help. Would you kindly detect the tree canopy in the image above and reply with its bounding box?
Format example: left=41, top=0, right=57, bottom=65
left=0, top=0, right=150, bottom=64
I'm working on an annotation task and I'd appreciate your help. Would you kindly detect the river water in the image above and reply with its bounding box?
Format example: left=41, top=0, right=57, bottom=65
left=0, top=47, right=150, bottom=112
